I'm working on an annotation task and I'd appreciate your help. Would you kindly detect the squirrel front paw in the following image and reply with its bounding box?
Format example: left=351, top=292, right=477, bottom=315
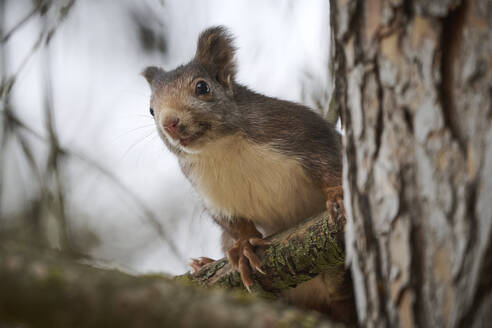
left=226, top=237, right=271, bottom=292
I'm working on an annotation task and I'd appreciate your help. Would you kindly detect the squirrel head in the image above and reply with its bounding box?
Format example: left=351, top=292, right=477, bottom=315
left=142, top=26, right=240, bottom=154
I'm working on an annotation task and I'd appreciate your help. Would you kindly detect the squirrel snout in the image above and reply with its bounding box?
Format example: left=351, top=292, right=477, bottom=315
left=163, top=117, right=184, bottom=135
left=163, top=117, right=180, bottom=130
left=162, top=116, right=189, bottom=140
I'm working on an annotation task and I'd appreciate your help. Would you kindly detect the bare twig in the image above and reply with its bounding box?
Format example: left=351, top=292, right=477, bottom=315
left=1, top=0, right=47, bottom=43
left=0, top=0, right=183, bottom=262
left=1, top=108, right=184, bottom=261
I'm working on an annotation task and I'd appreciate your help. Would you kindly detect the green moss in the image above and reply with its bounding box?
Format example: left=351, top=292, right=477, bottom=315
left=141, top=272, right=170, bottom=280
left=172, top=213, right=347, bottom=308
left=44, top=266, right=64, bottom=286
left=173, top=273, right=190, bottom=282
left=275, top=310, right=326, bottom=328
left=230, top=289, right=258, bottom=304
left=174, top=272, right=198, bottom=287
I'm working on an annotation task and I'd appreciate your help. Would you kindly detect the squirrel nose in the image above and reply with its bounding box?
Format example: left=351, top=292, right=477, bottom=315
left=163, top=117, right=180, bottom=131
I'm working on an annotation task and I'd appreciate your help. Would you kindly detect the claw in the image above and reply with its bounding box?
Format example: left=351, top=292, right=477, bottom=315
left=242, top=246, right=264, bottom=274
left=226, top=236, right=271, bottom=290
left=255, top=266, right=266, bottom=275
left=238, top=255, right=253, bottom=290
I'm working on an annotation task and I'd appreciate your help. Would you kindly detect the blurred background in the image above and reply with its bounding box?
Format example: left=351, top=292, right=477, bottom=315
left=0, top=0, right=333, bottom=275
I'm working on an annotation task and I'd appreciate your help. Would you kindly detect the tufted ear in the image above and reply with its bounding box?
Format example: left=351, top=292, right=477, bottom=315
left=195, top=26, right=236, bottom=88
left=141, top=66, right=163, bottom=85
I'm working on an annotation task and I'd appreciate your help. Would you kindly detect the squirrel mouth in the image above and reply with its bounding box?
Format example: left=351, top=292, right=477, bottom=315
left=164, top=124, right=208, bottom=147
left=179, top=133, right=199, bottom=146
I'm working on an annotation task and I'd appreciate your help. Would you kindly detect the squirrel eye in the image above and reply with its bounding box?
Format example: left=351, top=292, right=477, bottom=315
left=149, top=107, right=154, bottom=117
left=195, top=80, right=210, bottom=96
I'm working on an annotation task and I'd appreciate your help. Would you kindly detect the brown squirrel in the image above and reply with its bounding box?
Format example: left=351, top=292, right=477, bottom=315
left=143, top=26, right=350, bottom=319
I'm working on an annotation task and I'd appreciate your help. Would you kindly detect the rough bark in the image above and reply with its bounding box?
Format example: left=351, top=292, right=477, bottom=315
left=179, top=210, right=350, bottom=300
left=330, top=0, right=492, bottom=327
left=0, top=242, right=344, bottom=328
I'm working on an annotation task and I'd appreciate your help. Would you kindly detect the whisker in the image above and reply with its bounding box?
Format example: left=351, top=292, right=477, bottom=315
left=118, top=124, right=155, bottom=136
left=135, top=134, right=162, bottom=164
left=122, top=131, right=157, bottom=159
left=120, top=114, right=155, bottom=119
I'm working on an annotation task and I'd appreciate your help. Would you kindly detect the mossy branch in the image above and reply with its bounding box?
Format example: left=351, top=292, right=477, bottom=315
left=0, top=242, right=344, bottom=328
left=178, top=209, right=351, bottom=301
left=0, top=209, right=352, bottom=327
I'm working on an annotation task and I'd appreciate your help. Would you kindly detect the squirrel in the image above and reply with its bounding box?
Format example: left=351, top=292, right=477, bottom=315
left=142, top=26, right=351, bottom=320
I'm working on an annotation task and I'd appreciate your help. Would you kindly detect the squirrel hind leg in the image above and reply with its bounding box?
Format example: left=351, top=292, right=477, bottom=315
left=323, top=185, right=346, bottom=228
left=190, top=257, right=215, bottom=273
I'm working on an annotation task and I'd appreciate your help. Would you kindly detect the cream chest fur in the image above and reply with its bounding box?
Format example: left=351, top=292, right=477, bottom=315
left=181, top=135, right=326, bottom=235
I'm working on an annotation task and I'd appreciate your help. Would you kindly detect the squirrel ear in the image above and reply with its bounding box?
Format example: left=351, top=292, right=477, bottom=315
left=141, top=66, right=163, bottom=85
left=195, top=26, right=236, bottom=88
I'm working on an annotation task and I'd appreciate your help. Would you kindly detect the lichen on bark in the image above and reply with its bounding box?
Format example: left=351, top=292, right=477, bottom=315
left=178, top=209, right=348, bottom=299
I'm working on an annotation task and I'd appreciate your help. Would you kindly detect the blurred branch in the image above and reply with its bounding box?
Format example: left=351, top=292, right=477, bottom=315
left=325, top=94, right=339, bottom=126
left=325, top=10, right=340, bottom=127
left=327, top=0, right=345, bottom=128
left=1, top=0, right=77, bottom=221
left=0, top=0, right=182, bottom=261
left=0, top=242, right=342, bottom=328
left=128, top=3, right=167, bottom=54
left=0, top=0, right=7, bottom=213
left=178, top=209, right=354, bottom=319
left=0, top=108, right=184, bottom=260
left=1, top=0, right=47, bottom=43
left=301, top=3, right=340, bottom=126
left=41, top=7, right=72, bottom=251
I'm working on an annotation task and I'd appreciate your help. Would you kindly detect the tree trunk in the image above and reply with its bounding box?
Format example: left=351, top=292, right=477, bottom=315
left=330, top=0, right=492, bottom=327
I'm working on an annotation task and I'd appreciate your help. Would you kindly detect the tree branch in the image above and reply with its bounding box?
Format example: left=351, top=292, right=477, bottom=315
left=0, top=208, right=352, bottom=327
left=0, top=242, right=344, bottom=328
left=178, top=209, right=351, bottom=302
